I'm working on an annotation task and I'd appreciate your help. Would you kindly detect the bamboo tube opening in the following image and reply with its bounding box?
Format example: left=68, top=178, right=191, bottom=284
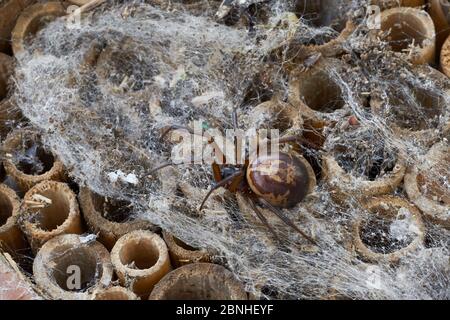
left=162, top=231, right=210, bottom=267
left=150, top=263, right=247, bottom=300
left=21, top=181, right=83, bottom=252
left=30, top=189, right=70, bottom=232
left=387, top=87, right=445, bottom=131
left=52, top=246, right=102, bottom=292
left=2, top=129, right=65, bottom=191
left=91, top=193, right=134, bottom=223
left=119, top=237, right=160, bottom=270
left=295, top=0, right=347, bottom=32
left=33, top=234, right=113, bottom=300
left=11, top=2, right=66, bottom=55
left=353, top=196, right=425, bottom=263
left=79, top=188, right=158, bottom=250
left=379, top=8, right=436, bottom=64
left=404, top=142, right=450, bottom=228
left=111, top=230, right=172, bottom=298
left=290, top=67, right=345, bottom=115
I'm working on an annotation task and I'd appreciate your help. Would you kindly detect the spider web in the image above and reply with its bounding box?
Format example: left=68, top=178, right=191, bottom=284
left=5, top=0, right=450, bottom=299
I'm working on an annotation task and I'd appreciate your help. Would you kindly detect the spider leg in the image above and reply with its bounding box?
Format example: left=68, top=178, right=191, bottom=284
left=212, top=163, right=223, bottom=183
left=248, top=198, right=280, bottom=241
left=275, top=135, right=321, bottom=150
left=259, top=198, right=317, bottom=245
left=160, top=125, right=194, bottom=140
left=232, top=107, right=239, bottom=131
left=148, top=162, right=187, bottom=176
left=199, top=170, right=244, bottom=211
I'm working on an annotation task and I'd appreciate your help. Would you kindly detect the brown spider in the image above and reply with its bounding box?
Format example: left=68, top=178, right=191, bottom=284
left=151, top=109, right=318, bottom=245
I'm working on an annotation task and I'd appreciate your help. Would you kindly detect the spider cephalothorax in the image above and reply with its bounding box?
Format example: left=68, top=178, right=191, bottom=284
left=153, top=109, right=318, bottom=244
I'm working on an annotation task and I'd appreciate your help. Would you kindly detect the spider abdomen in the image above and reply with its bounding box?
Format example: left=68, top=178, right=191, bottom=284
left=246, top=152, right=314, bottom=208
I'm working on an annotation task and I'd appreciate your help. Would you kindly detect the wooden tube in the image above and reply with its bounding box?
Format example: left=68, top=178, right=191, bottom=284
left=293, top=0, right=355, bottom=55
left=404, top=142, right=450, bottom=229
left=353, top=196, right=425, bottom=263
left=379, top=7, right=436, bottom=64
left=33, top=234, right=113, bottom=300
left=11, top=1, right=66, bottom=55
left=149, top=263, right=248, bottom=300
left=111, top=230, right=172, bottom=299
left=429, top=0, right=450, bottom=53
left=0, top=0, right=35, bottom=53
left=162, top=231, right=210, bottom=268
left=2, top=129, right=66, bottom=192
left=288, top=58, right=348, bottom=120
left=0, top=184, right=27, bottom=254
left=92, top=286, right=139, bottom=300
left=78, top=187, right=158, bottom=250
left=20, top=181, right=83, bottom=253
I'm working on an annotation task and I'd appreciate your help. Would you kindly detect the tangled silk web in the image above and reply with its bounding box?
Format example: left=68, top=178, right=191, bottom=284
left=10, top=0, right=450, bottom=299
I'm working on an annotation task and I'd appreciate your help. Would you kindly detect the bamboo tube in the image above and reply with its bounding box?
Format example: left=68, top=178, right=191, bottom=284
left=370, top=65, right=449, bottom=144
left=0, top=0, right=35, bottom=53
left=11, top=1, right=66, bottom=55
left=1, top=129, right=66, bottom=192
left=379, top=7, right=436, bottom=64
left=0, top=184, right=27, bottom=254
left=441, top=34, right=450, bottom=77
left=249, top=98, right=303, bottom=135
left=0, top=52, right=14, bottom=103
left=92, top=286, right=139, bottom=300
left=78, top=187, right=158, bottom=250
left=20, top=181, right=83, bottom=253
left=149, top=263, right=248, bottom=300
left=370, top=0, right=425, bottom=9
left=429, top=0, right=450, bottom=54
left=353, top=196, right=425, bottom=263
left=162, top=231, right=210, bottom=268
left=404, top=142, right=449, bottom=229
left=293, top=0, right=355, bottom=55
left=111, top=230, right=172, bottom=299
left=322, top=139, right=406, bottom=202
left=288, top=58, right=348, bottom=120
left=33, top=234, right=113, bottom=300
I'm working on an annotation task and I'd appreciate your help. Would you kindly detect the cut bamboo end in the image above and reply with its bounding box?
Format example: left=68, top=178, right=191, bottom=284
left=111, top=230, right=172, bottom=299
left=429, top=0, right=450, bottom=52
left=379, top=7, right=436, bottom=64
left=370, top=66, right=449, bottom=143
left=162, top=231, right=210, bottom=268
left=0, top=184, right=27, bottom=254
left=370, top=0, right=425, bottom=9
left=149, top=263, right=248, bottom=300
left=33, top=234, right=113, bottom=300
left=0, top=52, right=14, bottom=102
left=2, top=129, right=66, bottom=192
left=20, top=181, right=83, bottom=253
left=404, top=142, right=450, bottom=229
left=0, top=0, right=34, bottom=53
left=322, top=152, right=406, bottom=203
left=11, top=1, right=66, bottom=56
left=92, top=286, right=139, bottom=300
left=288, top=58, right=348, bottom=120
left=293, top=0, right=355, bottom=54
left=249, top=99, right=303, bottom=135
left=78, top=187, right=159, bottom=250
left=441, top=34, right=450, bottom=77
left=353, top=196, right=425, bottom=263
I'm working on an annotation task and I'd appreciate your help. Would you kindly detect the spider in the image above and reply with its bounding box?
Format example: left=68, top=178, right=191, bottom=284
left=151, top=108, right=318, bottom=245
